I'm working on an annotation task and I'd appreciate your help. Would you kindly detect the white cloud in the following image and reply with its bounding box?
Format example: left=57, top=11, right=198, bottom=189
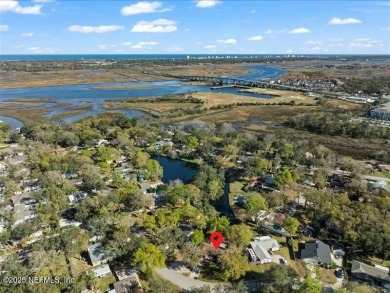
left=247, top=35, right=263, bottom=41
left=27, top=46, right=56, bottom=53
left=195, top=0, right=221, bottom=8
left=21, top=32, right=34, bottom=37
left=98, top=44, right=117, bottom=50
left=329, top=17, right=361, bottom=25
left=167, top=46, right=184, bottom=52
left=204, top=45, right=217, bottom=49
left=131, top=19, right=177, bottom=33
left=0, top=0, right=42, bottom=14
left=122, top=42, right=133, bottom=46
left=285, top=49, right=293, bottom=54
left=0, top=25, right=9, bottom=31
left=33, top=0, right=54, bottom=2
left=289, top=27, right=310, bottom=34
left=121, top=1, right=171, bottom=16
left=132, top=41, right=159, bottom=49
left=216, top=38, right=237, bottom=44
left=305, top=40, right=323, bottom=45
left=354, top=38, right=370, bottom=42
left=68, top=25, right=124, bottom=33
left=264, top=29, right=287, bottom=34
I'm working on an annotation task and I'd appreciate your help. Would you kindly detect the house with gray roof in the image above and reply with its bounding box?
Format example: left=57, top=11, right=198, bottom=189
left=351, top=261, right=390, bottom=289
left=248, top=236, right=280, bottom=264
left=301, top=239, right=332, bottom=267
left=88, top=242, right=109, bottom=266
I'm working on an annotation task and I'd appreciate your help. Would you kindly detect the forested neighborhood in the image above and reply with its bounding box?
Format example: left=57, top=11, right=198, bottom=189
left=0, top=113, right=389, bottom=292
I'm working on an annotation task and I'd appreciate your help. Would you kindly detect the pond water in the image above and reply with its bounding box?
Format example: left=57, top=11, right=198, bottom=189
left=155, top=156, right=238, bottom=224
left=155, top=156, right=198, bottom=184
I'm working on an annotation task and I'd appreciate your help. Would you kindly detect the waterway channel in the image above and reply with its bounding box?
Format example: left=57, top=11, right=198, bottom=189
left=0, top=65, right=285, bottom=130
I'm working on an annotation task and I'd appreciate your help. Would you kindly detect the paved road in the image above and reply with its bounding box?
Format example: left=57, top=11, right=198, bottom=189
left=155, top=267, right=225, bottom=291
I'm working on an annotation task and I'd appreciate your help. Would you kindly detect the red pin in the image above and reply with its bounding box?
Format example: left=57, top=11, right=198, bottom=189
left=210, top=231, right=224, bottom=249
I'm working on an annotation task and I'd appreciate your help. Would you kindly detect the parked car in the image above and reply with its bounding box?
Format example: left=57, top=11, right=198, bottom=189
left=335, top=269, right=343, bottom=279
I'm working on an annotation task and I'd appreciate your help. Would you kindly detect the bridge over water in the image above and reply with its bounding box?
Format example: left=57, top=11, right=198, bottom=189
left=161, top=73, right=310, bottom=92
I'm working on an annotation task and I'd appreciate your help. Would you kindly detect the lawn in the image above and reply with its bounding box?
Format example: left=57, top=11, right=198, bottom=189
left=98, top=275, right=116, bottom=292
left=277, top=247, right=307, bottom=278
left=70, top=257, right=91, bottom=278
left=371, top=171, right=390, bottom=179
left=318, top=268, right=337, bottom=284
left=0, top=144, right=10, bottom=150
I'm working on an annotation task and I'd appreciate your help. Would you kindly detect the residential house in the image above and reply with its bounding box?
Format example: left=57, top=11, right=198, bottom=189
left=248, top=236, right=280, bottom=264
left=259, top=212, right=289, bottom=236
left=369, top=180, right=388, bottom=192
left=378, top=164, right=390, bottom=173
left=112, top=275, right=143, bottom=293
left=351, top=261, right=390, bottom=290
left=11, top=194, right=36, bottom=226
left=198, top=243, right=222, bottom=260
left=68, top=191, right=88, bottom=204
left=91, top=264, right=112, bottom=279
left=154, top=140, right=174, bottom=150
left=301, top=240, right=332, bottom=267
left=88, top=242, right=109, bottom=266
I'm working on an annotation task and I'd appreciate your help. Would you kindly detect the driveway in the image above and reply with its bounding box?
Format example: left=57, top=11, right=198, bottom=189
left=155, top=267, right=226, bottom=292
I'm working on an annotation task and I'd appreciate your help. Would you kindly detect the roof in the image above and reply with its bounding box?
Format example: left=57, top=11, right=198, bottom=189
left=301, top=240, right=332, bottom=265
left=252, top=244, right=271, bottom=261
left=113, top=275, right=142, bottom=293
left=198, top=243, right=222, bottom=256
left=351, top=261, right=390, bottom=282
left=88, top=242, right=107, bottom=265
left=92, top=265, right=112, bottom=278
left=273, top=213, right=286, bottom=225
left=251, top=237, right=279, bottom=251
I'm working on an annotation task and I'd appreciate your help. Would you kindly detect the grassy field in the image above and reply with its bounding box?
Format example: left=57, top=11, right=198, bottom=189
left=98, top=275, right=116, bottom=292
left=50, top=110, right=88, bottom=122
left=318, top=268, right=337, bottom=284
left=0, top=63, right=251, bottom=89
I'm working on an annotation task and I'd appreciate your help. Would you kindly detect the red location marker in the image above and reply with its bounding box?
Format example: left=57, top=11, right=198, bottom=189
left=210, top=231, right=224, bottom=249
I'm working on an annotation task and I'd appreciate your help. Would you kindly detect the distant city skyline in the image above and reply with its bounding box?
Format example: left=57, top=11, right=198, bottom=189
left=0, top=0, right=389, bottom=54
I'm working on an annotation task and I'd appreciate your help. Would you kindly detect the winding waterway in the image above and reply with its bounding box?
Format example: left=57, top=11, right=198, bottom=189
left=0, top=65, right=285, bottom=130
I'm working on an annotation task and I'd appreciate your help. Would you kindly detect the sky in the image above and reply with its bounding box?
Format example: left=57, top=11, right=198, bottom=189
left=0, top=0, right=389, bottom=54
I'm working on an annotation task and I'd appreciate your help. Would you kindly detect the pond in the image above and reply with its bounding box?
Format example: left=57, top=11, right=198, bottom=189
left=155, top=156, right=238, bottom=224
left=154, top=156, right=198, bottom=184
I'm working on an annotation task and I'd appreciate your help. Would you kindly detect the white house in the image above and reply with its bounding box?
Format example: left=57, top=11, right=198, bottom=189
left=248, top=236, right=280, bottom=264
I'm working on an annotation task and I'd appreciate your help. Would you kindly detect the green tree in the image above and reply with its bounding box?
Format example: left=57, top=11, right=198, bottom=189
left=218, top=246, right=249, bottom=281
left=185, top=136, right=199, bottom=149
left=132, top=151, right=149, bottom=169
left=145, top=159, right=163, bottom=181
left=313, top=170, right=327, bottom=189
left=275, top=167, right=294, bottom=188
left=192, top=229, right=204, bottom=245
left=299, top=276, right=323, bottom=293
left=226, top=224, right=254, bottom=248
left=243, top=192, right=268, bottom=220
left=245, top=157, right=270, bottom=179
left=262, top=264, right=300, bottom=293
left=132, top=243, right=166, bottom=275
left=283, top=217, right=300, bottom=235
left=143, top=215, right=157, bottom=233
left=207, top=216, right=229, bottom=234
